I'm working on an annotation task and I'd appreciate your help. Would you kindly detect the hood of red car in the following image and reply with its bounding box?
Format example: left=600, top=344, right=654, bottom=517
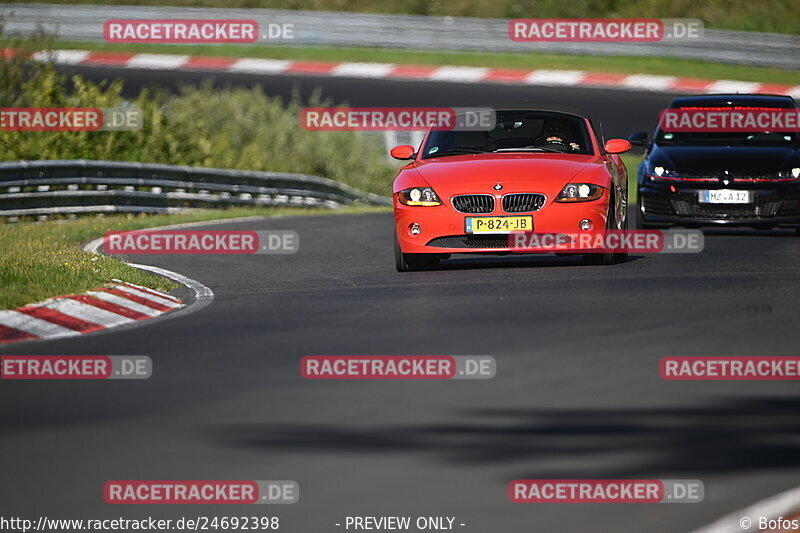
left=410, top=153, right=603, bottom=198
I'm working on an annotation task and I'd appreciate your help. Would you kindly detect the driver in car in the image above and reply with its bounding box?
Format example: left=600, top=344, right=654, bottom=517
left=537, top=120, right=581, bottom=151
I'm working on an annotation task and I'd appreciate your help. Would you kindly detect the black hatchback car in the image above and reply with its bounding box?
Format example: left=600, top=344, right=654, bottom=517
left=631, top=94, right=800, bottom=232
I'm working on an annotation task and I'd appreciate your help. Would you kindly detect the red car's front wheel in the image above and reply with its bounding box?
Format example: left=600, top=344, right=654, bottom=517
left=583, top=190, right=628, bottom=265
left=394, top=232, right=441, bottom=272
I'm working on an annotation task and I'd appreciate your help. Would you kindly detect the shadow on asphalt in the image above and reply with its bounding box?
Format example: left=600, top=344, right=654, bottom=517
left=423, top=254, right=644, bottom=271
left=216, top=396, right=800, bottom=477
left=700, top=228, right=799, bottom=238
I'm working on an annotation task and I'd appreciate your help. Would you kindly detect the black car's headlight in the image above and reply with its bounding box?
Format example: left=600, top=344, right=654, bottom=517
left=646, top=165, right=680, bottom=180
left=397, top=187, right=442, bottom=206
left=778, top=168, right=800, bottom=179
left=555, top=183, right=604, bottom=202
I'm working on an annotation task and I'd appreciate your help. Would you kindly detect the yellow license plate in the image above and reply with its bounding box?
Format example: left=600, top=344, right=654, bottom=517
left=465, top=216, right=532, bottom=234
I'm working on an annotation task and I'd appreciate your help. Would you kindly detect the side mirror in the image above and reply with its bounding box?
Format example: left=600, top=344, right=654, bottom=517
left=603, top=139, right=631, bottom=154
left=627, top=131, right=648, bottom=146
left=390, top=145, right=415, bottom=160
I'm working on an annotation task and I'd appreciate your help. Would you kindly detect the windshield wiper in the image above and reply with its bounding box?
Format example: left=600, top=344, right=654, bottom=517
left=495, top=146, right=568, bottom=153
left=424, top=148, right=489, bottom=158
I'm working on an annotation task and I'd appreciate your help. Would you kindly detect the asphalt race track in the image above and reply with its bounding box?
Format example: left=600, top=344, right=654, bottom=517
left=2, top=67, right=800, bottom=532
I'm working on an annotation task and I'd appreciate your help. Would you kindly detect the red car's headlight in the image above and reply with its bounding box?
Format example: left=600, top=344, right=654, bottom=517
left=397, top=187, right=442, bottom=206
left=555, top=183, right=604, bottom=203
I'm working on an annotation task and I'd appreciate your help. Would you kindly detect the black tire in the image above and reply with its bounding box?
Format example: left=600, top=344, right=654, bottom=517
left=394, top=233, right=440, bottom=272
left=795, top=227, right=800, bottom=236
left=636, top=197, right=655, bottom=229
left=583, top=191, right=625, bottom=265
left=636, top=200, right=659, bottom=229
left=582, top=249, right=615, bottom=265
left=614, top=208, right=629, bottom=263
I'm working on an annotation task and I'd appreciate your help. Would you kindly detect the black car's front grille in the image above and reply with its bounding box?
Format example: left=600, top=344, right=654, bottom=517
left=641, top=195, right=674, bottom=216
left=452, top=194, right=494, bottom=213
left=670, top=196, right=781, bottom=218
left=502, top=193, right=546, bottom=213
left=427, top=235, right=511, bottom=248
left=779, top=199, right=800, bottom=216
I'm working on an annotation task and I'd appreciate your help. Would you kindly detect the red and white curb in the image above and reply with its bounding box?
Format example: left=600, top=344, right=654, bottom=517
left=0, top=217, right=226, bottom=345
left=0, top=280, right=183, bottom=344
left=23, top=49, right=800, bottom=97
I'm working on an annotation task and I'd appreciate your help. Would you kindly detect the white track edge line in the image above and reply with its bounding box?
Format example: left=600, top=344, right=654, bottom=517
left=126, top=263, right=213, bottom=320
left=83, top=235, right=215, bottom=322
left=691, top=485, right=800, bottom=533
left=110, top=279, right=182, bottom=303
left=111, top=284, right=183, bottom=308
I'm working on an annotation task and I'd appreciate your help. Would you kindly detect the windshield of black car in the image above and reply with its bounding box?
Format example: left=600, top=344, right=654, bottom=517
left=655, top=105, right=800, bottom=146
left=420, top=112, right=594, bottom=159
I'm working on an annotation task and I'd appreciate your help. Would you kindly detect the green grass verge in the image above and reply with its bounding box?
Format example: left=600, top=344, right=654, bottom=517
left=0, top=206, right=389, bottom=310
left=24, top=40, right=800, bottom=85
left=18, top=0, right=800, bottom=35
left=622, top=153, right=645, bottom=204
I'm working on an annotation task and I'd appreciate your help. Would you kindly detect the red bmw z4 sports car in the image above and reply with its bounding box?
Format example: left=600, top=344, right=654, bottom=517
left=392, top=109, right=632, bottom=271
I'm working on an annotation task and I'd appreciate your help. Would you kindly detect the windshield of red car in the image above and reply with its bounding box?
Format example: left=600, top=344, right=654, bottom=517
left=420, top=111, right=594, bottom=158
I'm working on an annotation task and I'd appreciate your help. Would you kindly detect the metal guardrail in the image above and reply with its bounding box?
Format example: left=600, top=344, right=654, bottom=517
left=2, top=3, right=799, bottom=69
left=0, top=160, right=390, bottom=219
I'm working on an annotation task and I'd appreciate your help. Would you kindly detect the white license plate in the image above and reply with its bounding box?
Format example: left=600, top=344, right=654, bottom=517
left=465, top=216, right=532, bottom=234
left=700, top=190, right=752, bottom=204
